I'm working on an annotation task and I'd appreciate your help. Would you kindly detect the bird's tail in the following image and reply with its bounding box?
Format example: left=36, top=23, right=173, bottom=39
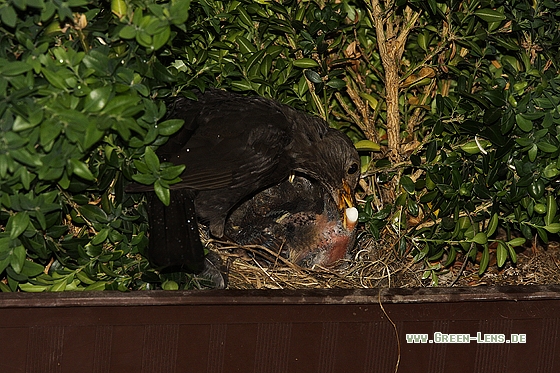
left=146, top=189, right=205, bottom=273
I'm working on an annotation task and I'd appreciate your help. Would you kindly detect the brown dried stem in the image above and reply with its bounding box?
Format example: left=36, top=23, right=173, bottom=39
left=368, top=1, right=421, bottom=163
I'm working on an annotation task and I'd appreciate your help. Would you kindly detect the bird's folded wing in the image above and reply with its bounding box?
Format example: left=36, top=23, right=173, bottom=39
left=159, top=106, right=293, bottom=191
left=128, top=93, right=294, bottom=192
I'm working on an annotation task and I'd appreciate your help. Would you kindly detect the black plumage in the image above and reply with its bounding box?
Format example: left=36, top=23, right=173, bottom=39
left=128, top=90, right=360, bottom=273
left=225, top=175, right=358, bottom=267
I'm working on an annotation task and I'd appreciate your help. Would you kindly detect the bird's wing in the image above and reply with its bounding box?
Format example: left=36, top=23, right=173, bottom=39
left=159, top=95, right=293, bottom=191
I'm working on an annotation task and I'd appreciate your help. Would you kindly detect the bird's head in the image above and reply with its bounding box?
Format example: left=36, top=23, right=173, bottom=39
left=293, top=127, right=360, bottom=230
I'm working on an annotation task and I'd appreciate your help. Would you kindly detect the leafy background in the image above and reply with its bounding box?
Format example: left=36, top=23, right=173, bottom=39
left=0, top=0, right=559, bottom=291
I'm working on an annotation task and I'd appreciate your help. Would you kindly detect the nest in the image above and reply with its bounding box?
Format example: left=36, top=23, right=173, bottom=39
left=206, top=231, right=560, bottom=289
left=207, top=232, right=420, bottom=289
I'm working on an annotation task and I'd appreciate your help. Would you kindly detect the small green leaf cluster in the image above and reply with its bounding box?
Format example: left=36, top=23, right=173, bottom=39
left=166, top=0, right=357, bottom=114
left=0, top=0, right=200, bottom=291
left=116, top=0, right=191, bottom=51
left=132, top=146, right=185, bottom=205
left=357, top=0, right=560, bottom=281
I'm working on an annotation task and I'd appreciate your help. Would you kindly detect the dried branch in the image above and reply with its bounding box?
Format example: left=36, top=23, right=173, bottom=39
left=368, top=0, right=421, bottom=163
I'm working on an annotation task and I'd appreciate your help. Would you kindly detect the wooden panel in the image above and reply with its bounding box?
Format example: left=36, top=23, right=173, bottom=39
left=0, top=286, right=559, bottom=372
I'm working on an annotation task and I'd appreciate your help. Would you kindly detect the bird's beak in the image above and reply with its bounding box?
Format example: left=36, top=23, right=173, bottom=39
left=337, top=180, right=358, bottom=231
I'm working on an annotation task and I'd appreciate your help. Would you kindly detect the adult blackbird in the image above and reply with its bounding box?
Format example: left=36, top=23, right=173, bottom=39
left=128, top=89, right=360, bottom=274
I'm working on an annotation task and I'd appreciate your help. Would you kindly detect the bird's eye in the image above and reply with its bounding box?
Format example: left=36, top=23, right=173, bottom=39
left=347, top=163, right=359, bottom=175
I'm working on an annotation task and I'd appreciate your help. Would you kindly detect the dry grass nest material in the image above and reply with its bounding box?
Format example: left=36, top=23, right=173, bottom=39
left=207, top=234, right=560, bottom=289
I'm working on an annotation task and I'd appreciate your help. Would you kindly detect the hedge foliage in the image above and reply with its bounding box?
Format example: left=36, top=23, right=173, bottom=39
left=0, top=0, right=559, bottom=290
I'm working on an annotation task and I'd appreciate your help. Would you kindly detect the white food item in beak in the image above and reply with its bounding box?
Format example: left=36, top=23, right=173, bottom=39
left=345, top=207, right=358, bottom=230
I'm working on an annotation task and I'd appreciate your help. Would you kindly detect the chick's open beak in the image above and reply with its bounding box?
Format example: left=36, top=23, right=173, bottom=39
left=338, top=179, right=358, bottom=230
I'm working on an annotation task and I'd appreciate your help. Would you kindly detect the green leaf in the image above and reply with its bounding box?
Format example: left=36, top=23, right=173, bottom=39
left=158, top=119, right=184, bottom=136
left=536, top=141, right=558, bottom=153
left=35, top=210, right=47, bottom=230
left=77, top=204, right=109, bottom=223
left=76, top=270, right=96, bottom=285
left=42, top=68, right=67, bottom=89
left=479, top=245, right=489, bottom=275
left=170, top=0, right=191, bottom=24
left=69, top=159, right=95, bottom=181
left=154, top=179, right=170, bottom=205
left=100, top=263, right=119, bottom=276
left=325, top=78, right=346, bottom=89
left=19, top=283, right=49, bottom=292
left=84, top=86, right=112, bottom=112
left=68, top=0, right=88, bottom=6
left=544, top=223, right=560, bottom=233
left=400, top=175, right=415, bottom=195
left=496, top=241, right=508, bottom=267
left=528, top=144, right=538, bottom=162
left=460, top=139, right=490, bottom=154
left=1, top=61, right=33, bottom=76
left=12, top=116, right=37, bottom=132
left=545, top=194, right=557, bottom=227
left=162, top=280, right=179, bottom=290
left=237, top=35, right=257, bottom=54
left=413, top=244, right=429, bottom=262
left=507, top=243, right=517, bottom=264
left=119, top=25, right=137, bottom=39
left=152, top=25, right=171, bottom=50
left=474, top=8, right=507, bottom=23
left=20, top=260, right=46, bottom=277
left=132, top=173, right=157, bottom=185
left=40, top=122, right=62, bottom=148
left=84, top=281, right=108, bottom=291
left=50, top=280, right=68, bottom=292
left=515, top=114, right=533, bottom=132
left=537, top=227, right=549, bottom=243
left=236, top=5, right=253, bottom=28
left=544, top=164, right=560, bottom=179
left=11, top=149, right=42, bottom=167
left=443, top=246, right=457, bottom=267
left=425, top=141, right=437, bottom=163
left=304, top=69, right=322, bottom=84
left=507, top=237, right=526, bottom=247
left=10, top=245, right=26, bottom=274
left=407, top=198, right=419, bottom=217
left=293, top=58, right=319, bottom=68
left=1, top=5, right=17, bottom=27
left=144, top=147, right=160, bottom=173
left=136, top=29, right=153, bottom=48
left=133, top=160, right=150, bottom=174
left=149, top=60, right=174, bottom=84
left=7, top=212, right=30, bottom=239
left=417, top=31, right=429, bottom=52
left=101, top=95, right=141, bottom=115
left=354, top=140, right=381, bottom=152
left=160, top=165, right=185, bottom=180
left=82, top=50, right=112, bottom=75
left=91, top=228, right=110, bottom=245
left=472, top=232, right=487, bottom=245
left=427, top=0, right=437, bottom=14
left=359, top=92, right=378, bottom=109
left=111, top=0, right=128, bottom=18
left=230, top=80, right=255, bottom=91
left=486, top=213, right=499, bottom=237
left=84, top=121, right=105, bottom=149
